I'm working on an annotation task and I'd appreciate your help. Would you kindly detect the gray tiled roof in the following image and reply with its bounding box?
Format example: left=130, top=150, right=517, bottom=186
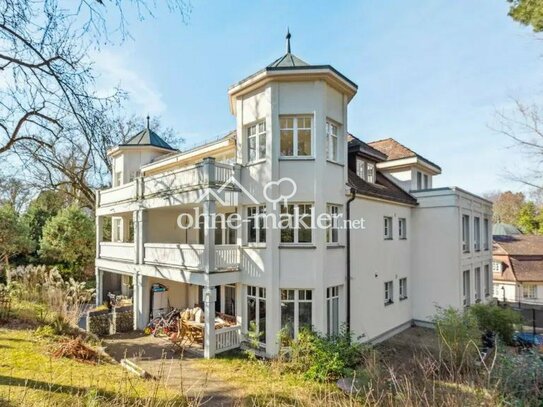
left=120, top=128, right=176, bottom=151
left=267, top=53, right=309, bottom=68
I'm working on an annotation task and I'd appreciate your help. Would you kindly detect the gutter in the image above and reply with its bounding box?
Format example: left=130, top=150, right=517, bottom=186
left=346, top=187, right=356, bottom=332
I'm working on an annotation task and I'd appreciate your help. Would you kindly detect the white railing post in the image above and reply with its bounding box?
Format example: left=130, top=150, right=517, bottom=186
left=95, top=267, right=103, bottom=306
left=204, top=287, right=216, bottom=358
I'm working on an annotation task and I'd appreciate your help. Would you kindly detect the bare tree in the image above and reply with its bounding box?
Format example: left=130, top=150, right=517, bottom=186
left=0, top=0, right=189, bottom=209
left=494, top=99, right=543, bottom=190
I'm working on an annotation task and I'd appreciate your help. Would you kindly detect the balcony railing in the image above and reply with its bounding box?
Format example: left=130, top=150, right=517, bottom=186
left=99, top=242, right=135, bottom=262
left=141, top=243, right=240, bottom=271
left=143, top=243, right=205, bottom=269
left=215, top=325, right=241, bottom=354
left=97, top=160, right=237, bottom=207
left=216, top=245, right=240, bottom=270
left=99, top=182, right=136, bottom=206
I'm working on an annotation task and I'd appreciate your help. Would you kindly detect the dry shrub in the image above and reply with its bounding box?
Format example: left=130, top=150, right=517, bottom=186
left=7, top=264, right=94, bottom=326
left=52, top=336, right=100, bottom=364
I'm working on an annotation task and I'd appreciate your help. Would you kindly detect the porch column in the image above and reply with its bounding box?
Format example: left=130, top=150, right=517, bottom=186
left=203, top=286, right=217, bottom=358
left=95, top=216, right=103, bottom=259
left=136, top=209, right=146, bottom=265
left=95, top=267, right=103, bottom=306
left=133, top=272, right=149, bottom=330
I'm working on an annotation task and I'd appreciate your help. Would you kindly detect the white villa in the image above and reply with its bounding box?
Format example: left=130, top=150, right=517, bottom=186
left=95, top=35, right=493, bottom=358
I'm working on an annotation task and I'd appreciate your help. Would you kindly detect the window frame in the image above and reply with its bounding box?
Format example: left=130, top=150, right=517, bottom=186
left=326, top=286, right=340, bottom=336
left=474, top=217, right=481, bottom=252
left=399, top=278, right=408, bottom=300
left=281, top=289, right=313, bottom=339
left=523, top=284, right=537, bottom=300
left=113, top=217, right=123, bottom=242
left=384, top=216, right=393, bottom=240
left=247, top=205, right=266, bottom=245
left=463, top=270, right=471, bottom=307
left=462, top=215, right=470, bottom=253
left=326, top=120, right=339, bottom=162
left=280, top=203, right=313, bottom=245
left=280, top=116, right=313, bottom=158
left=247, top=121, right=267, bottom=163
left=398, top=218, right=407, bottom=240
left=474, top=267, right=481, bottom=302
left=326, top=204, right=340, bottom=244
left=384, top=281, right=393, bottom=305
left=246, top=285, right=266, bottom=344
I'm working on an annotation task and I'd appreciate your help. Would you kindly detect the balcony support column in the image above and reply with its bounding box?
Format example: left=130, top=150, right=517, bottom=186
left=95, top=216, right=103, bottom=260
left=203, top=286, right=217, bottom=358
left=95, top=267, right=103, bottom=306
left=135, top=209, right=147, bottom=265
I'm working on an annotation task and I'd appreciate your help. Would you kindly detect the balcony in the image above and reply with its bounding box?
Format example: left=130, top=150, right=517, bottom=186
left=143, top=243, right=240, bottom=272
left=96, top=159, right=238, bottom=209
left=99, top=242, right=135, bottom=262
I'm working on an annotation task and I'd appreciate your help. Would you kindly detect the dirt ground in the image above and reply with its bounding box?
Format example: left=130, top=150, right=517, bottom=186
left=104, top=332, right=242, bottom=406
left=376, top=326, right=441, bottom=374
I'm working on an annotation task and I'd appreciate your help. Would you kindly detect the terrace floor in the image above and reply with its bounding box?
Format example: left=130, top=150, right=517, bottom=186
left=103, top=332, right=239, bottom=406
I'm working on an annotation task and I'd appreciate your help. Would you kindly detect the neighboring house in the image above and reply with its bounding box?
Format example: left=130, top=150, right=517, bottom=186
left=493, top=231, right=543, bottom=305
left=95, top=36, right=492, bottom=358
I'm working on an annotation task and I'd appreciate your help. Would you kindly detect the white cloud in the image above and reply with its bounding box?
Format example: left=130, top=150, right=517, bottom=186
left=93, top=49, right=166, bottom=114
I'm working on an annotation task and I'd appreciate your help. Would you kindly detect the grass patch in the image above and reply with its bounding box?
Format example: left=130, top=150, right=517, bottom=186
left=0, top=299, right=193, bottom=406
left=195, top=350, right=353, bottom=406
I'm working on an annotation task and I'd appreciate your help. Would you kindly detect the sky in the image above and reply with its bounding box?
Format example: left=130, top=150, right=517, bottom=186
left=93, top=0, right=543, bottom=196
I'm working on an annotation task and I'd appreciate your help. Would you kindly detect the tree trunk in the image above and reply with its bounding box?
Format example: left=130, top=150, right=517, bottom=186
left=3, top=256, right=10, bottom=285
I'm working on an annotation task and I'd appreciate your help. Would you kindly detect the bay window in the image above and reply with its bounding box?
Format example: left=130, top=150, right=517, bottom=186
left=280, top=116, right=312, bottom=157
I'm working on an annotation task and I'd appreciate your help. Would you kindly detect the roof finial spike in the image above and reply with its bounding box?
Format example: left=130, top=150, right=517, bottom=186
left=146, top=114, right=150, bottom=130
left=286, top=27, right=291, bottom=54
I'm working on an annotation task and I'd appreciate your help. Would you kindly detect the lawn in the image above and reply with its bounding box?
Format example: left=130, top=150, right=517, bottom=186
left=0, top=301, right=192, bottom=407
left=195, top=352, right=353, bottom=406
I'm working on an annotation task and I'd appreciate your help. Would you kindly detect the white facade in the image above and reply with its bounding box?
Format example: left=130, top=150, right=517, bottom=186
left=95, top=45, right=492, bottom=357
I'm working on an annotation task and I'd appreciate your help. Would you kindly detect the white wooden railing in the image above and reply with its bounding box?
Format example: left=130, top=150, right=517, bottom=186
left=143, top=243, right=205, bottom=269
left=142, top=164, right=205, bottom=198
left=142, top=243, right=240, bottom=271
left=216, top=245, right=240, bottom=270
left=214, top=162, right=235, bottom=184
left=215, top=325, right=241, bottom=354
left=97, top=161, right=237, bottom=207
left=99, top=242, right=135, bottom=262
left=99, top=182, right=137, bottom=206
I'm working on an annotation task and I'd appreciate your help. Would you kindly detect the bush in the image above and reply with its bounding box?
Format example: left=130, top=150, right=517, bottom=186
left=469, top=303, right=523, bottom=345
left=433, top=306, right=481, bottom=373
left=288, top=326, right=366, bottom=382
left=492, top=348, right=543, bottom=404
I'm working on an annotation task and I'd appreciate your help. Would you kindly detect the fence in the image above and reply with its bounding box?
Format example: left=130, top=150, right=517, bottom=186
left=498, top=300, right=543, bottom=334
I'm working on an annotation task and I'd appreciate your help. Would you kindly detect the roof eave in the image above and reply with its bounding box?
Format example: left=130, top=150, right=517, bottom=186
left=228, top=67, right=358, bottom=114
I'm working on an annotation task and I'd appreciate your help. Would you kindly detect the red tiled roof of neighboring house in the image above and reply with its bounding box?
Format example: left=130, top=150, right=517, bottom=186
left=367, top=138, right=442, bottom=171
left=493, top=235, right=543, bottom=283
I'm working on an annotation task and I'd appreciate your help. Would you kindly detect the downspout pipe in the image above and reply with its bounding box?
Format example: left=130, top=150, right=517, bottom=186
left=346, top=187, right=356, bottom=332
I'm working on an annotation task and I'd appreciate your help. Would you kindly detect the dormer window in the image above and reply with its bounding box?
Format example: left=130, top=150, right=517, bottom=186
left=356, top=157, right=375, bottom=183
left=280, top=116, right=312, bottom=157
left=247, top=121, right=267, bottom=163
left=492, top=261, right=502, bottom=273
